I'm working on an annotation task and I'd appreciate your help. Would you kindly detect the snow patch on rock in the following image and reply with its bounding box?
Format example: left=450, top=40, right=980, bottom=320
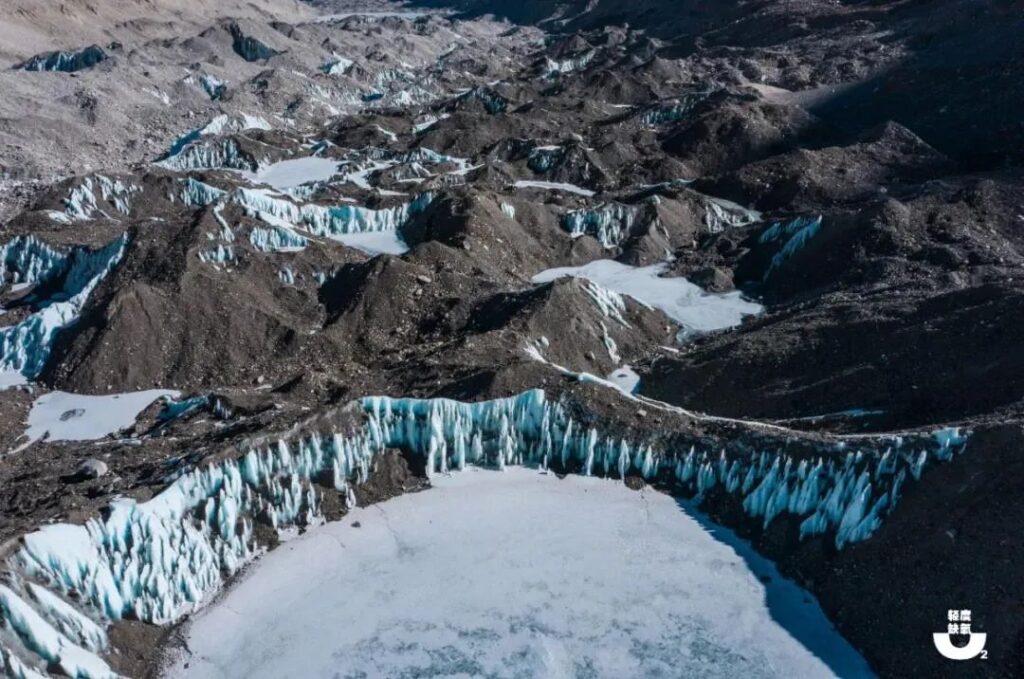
left=533, top=259, right=763, bottom=339
left=23, top=389, right=179, bottom=444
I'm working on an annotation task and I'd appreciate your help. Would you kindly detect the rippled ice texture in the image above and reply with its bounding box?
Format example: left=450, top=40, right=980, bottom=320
left=166, top=468, right=870, bottom=679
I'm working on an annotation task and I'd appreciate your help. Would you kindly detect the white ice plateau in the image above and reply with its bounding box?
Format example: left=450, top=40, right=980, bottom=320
left=167, top=468, right=871, bottom=679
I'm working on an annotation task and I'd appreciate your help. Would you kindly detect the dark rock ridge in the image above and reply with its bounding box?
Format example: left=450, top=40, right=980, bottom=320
left=228, top=21, right=281, bottom=62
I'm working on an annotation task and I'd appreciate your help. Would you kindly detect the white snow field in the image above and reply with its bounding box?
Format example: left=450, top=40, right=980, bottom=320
left=23, top=389, right=178, bottom=443
left=167, top=468, right=871, bottom=679
left=533, top=259, right=764, bottom=337
left=242, top=157, right=343, bottom=191
left=513, top=180, right=597, bottom=197
left=607, top=365, right=641, bottom=392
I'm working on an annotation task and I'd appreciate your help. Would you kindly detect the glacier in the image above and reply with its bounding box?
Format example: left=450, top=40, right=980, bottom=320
left=229, top=23, right=279, bottom=62
left=249, top=225, right=309, bottom=253
left=0, top=237, right=66, bottom=293
left=545, top=51, right=596, bottom=77
left=167, top=469, right=873, bottom=679
left=198, top=74, right=226, bottom=100
left=178, top=179, right=226, bottom=207
left=760, top=215, right=824, bottom=278
left=157, top=114, right=271, bottom=166
left=16, top=46, right=108, bottom=73
left=0, top=388, right=968, bottom=675
left=704, top=196, right=763, bottom=233
left=320, top=54, right=354, bottom=76
left=183, top=185, right=432, bottom=262
left=638, top=89, right=713, bottom=126
left=197, top=244, right=235, bottom=266
left=158, top=138, right=257, bottom=173
left=412, top=114, right=450, bottom=133
left=563, top=202, right=641, bottom=248
left=581, top=278, right=630, bottom=326
left=62, top=175, right=139, bottom=221
left=0, top=235, right=127, bottom=386
left=454, top=86, right=508, bottom=114
left=527, top=145, right=565, bottom=173
left=231, top=188, right=434, bottom=241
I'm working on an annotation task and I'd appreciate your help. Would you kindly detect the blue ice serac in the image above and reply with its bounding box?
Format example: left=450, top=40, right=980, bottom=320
left=0, top=235, right=127, bottom=384
left=16, top=46, right=108, bottom=73
left=0, top=388, right=968, bottom=676
left=760, top=215, right=824, bottom=278
left=563, top=202, right=641, bottom=249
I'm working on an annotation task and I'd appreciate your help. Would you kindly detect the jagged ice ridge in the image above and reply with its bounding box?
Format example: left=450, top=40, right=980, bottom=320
left=0, top=390, right=968, bottom=676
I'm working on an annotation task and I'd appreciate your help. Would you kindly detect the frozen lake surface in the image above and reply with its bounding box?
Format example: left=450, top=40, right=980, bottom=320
left=167, top=468, right=870, bottom=678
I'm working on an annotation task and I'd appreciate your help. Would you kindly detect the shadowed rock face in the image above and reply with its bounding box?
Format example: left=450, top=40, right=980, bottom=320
left=399, top=0, right=1024, bottom=168
left=0, top=1, right=1020, bottom=678
left=228, top=22, right=281, bottom=62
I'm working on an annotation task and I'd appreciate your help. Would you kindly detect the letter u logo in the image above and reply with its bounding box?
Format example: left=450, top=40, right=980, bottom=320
left=933, top=632, right=987, bottom=660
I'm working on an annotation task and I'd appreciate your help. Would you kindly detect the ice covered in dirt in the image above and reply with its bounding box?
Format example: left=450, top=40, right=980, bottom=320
left=166, top=468, right=869, bottom=679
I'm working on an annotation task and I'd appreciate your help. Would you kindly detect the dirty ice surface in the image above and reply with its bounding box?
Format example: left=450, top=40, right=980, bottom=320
left=533, top=259, right=764, bottom=336
left=167, top=468, right=870, bottom=679
left=23, top=389, right=178, bottom=443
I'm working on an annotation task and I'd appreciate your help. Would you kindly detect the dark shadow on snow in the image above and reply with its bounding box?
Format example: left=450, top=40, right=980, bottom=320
left=668, top=495, right=875, bottom=678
